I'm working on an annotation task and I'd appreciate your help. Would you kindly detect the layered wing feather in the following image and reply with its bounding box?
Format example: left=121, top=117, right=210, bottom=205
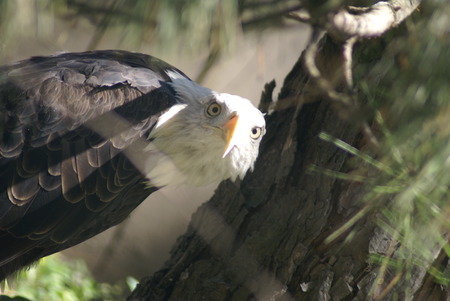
left=0, top=50, right=182, bottom=279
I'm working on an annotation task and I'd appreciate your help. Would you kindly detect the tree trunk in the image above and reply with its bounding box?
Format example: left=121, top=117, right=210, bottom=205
left=128, top=12, right=447, bottom=301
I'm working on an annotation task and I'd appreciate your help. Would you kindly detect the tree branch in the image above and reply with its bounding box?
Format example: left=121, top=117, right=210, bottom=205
left=327, top=0, right=422, bottom=40
left=303, top=29, right=352, bottom=104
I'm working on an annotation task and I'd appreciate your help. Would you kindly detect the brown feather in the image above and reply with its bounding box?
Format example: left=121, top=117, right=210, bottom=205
left=0, top=50, right=180, bottom=280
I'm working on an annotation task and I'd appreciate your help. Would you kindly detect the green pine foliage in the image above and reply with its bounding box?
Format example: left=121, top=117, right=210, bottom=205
left=310, top=0, right=448, bottom=296
left=1, top=255, right=133, bottom=301
left=323, top=0, right=450, bottom=295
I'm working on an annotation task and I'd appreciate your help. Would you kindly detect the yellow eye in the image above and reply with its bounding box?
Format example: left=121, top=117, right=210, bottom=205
left=250, top=127, right=262, bottom=139
left=206, top=102, right=222, bottom=117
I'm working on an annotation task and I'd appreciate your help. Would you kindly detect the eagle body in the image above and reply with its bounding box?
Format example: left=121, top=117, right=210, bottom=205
left=0, top=50, right=265, bottom=279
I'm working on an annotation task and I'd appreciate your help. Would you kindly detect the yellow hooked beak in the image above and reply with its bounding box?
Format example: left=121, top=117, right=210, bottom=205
left=222, top=114, right=239, bottom=158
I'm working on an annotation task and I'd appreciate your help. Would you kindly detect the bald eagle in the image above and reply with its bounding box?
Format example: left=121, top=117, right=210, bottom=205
left=0, top=50, right=265, bottom=280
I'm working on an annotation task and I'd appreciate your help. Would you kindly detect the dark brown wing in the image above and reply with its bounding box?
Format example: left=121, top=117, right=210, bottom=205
left=0, top=50, right=181, bottom=279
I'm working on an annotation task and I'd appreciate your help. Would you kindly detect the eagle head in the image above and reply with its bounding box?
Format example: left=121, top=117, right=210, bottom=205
left=145, top=72, right=266, bottom=187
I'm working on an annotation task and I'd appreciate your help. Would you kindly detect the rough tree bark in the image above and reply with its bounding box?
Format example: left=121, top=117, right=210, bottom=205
left=128, top=1, right=446, bottom=300
left=126, top=35, right=365, bottom=301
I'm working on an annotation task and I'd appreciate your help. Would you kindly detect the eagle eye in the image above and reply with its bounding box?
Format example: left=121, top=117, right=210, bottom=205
left=206, top=102, right=222, bottom=117
left=250, top=127, right=262, bottom=139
